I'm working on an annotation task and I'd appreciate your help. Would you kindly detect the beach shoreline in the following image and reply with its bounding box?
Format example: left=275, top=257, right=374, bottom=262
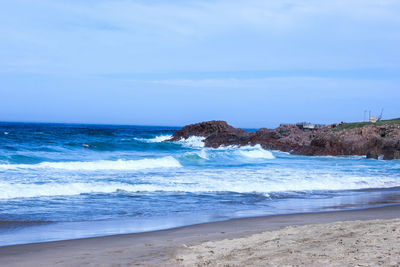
left=1, top=205, right=400, bottom=266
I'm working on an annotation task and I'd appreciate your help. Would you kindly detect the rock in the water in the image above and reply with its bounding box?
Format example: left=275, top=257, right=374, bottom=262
left=382, top=137, right=400, bottom=160
left=249, top=125, right=313, bottom=152
left=168, top=120, right=249, bottom=147
left=366, top=150, right=379, bottom=159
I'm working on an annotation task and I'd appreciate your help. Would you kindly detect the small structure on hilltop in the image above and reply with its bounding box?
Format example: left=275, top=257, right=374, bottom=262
left=280, top=122, right=325, bottom=130
left=367, top=109, right=384, bottom=123
left=295, top=122, right=325, bottom=130
left=369, top=116, right=378, bottom=123
left=296, top=122, right=315, bottom=130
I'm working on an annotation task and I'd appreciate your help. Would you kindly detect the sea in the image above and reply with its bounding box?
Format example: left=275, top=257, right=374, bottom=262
left=0, top=122, right=399, bottom=246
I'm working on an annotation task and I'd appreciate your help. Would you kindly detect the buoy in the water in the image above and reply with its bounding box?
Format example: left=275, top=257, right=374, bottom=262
left=83, top=144, right=89, bottom=148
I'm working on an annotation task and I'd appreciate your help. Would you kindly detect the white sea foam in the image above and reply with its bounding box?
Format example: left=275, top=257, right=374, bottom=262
left=174, top=136, right=205, bottom=148
left=3, top=132, right=9, bottom=135
left=0, top=156, right=182, bottom=171
left=0, top=182, right=134, bottom=199
left=204, top=144, right=275, bottom=159
left=134, top=135, right=172, bottom=143
left=1, top=167, right=399, bottom=199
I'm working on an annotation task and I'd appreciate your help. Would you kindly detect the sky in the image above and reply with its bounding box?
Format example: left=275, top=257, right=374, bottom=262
left=0, top=0, right=399, bottom=128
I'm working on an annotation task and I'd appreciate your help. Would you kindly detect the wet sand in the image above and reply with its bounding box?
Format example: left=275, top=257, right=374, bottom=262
left=0, top=205, right=399, bottom=266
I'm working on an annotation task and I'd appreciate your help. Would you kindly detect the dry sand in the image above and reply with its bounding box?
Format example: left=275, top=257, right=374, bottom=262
left=0, top=205, right=399, bottom=266
left=174, top=219, right=400, bottom=267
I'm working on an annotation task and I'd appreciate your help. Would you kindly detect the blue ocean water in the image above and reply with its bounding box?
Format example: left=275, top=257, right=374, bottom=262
left=0, top=122, right=399, bottom=246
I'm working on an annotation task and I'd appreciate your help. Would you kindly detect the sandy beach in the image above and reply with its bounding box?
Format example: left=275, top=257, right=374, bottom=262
left=175, top=218, right=400, bottom=266
left=0, top=205, right=399, bottom=266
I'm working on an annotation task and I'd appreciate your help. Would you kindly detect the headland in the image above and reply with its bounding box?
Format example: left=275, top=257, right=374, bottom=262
left=168, top=118, right=400, bottom=160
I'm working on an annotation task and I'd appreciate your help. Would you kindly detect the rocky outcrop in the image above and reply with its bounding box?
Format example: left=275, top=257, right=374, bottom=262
left=294, top=126, right=386, bottom=156
left=168, top=120, right=400, bottom=160
left=382, top=136, right=400, bottom=160
left=366, top=150, right=379, bottom=159
left=249, top=125, right=314, bottom=152
left=168, top=120, right=250, bottom=148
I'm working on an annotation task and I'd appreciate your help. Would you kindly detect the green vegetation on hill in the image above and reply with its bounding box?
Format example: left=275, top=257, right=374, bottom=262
left=334, top=118, right=400, bottom=131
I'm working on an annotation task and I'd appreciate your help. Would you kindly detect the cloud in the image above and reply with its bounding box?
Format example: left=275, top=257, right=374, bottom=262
left=15, top=0, right=397, bottom=41
left=149, top=76, right=399, bottom=96
left=0, top=0, right=399, bottom=74
left=65, top=1, right=400, bottom=34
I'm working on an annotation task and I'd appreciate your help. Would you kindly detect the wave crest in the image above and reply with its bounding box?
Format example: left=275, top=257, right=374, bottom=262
left=237, top=145, right=275, bottom=159
left=174, top=136, right=205, bottom=148
left=0, top=156, right=182, bottom=171
left=134, top=135, right=172, bottom=143
left=1, top=169, right=399, bottom=199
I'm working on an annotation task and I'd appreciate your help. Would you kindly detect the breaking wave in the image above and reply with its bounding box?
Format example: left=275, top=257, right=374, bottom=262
left=1, top=168, right=399, bottom=199
left=134, top=135, right=172, bottom=143
left=177, top=145, right=275, bottom=163
left=0, top=156, right=182, bottom=171
left=236, top=145, right=275, bottom=159
left=174, top=136, right=205, bottom=148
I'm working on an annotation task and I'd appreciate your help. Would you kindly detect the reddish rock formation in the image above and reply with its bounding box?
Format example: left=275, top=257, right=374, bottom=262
left=168, top=120, right=400, bottom=160
left=169, top=120, right=249, bottom=148
left=382, top=136, right=400, bottom=160
left=249, top=125, right=314, bottom=152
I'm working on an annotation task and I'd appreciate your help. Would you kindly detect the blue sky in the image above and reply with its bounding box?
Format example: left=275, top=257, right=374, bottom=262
left=0, top=0, right=399, bottom=128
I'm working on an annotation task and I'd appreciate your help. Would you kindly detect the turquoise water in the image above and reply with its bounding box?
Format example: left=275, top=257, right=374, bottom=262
left=0, top=122, right=399, bottom=246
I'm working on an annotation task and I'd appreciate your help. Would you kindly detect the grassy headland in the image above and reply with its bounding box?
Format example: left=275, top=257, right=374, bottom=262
left=334, top=118, right=400, bottom=131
